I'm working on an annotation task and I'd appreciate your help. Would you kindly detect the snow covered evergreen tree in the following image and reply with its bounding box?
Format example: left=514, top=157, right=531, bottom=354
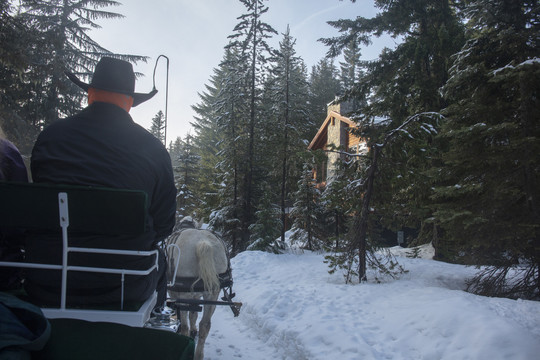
left=149, top=110, right=166, bottom=145
left=17, top=0, right=146, bottom=127
left=192, top=45, right=250, bottom=254
left=320, top=159, right=356, bottom=251
left=249, top=189, right=283, bottom=252
left=0, top=0, right=44, bottom=152
left=339, top=37, right=362, bottom=94
left=263, top=26, right=311, bottom=242
left=308, top=58, right=341, bottom=130
left=432, top=0, right=540, bottom=299
left=290, top=162, right=325, bottom=251
left=226, top=0, right=277, bottom=252
left=190, top=63, right=226, bottom=222
left=169, top=134, right=200, bottom=219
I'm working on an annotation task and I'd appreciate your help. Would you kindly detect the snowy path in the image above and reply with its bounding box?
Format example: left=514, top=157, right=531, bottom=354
left=203, top=277, right=313, bottom=359
left=204, top=304, right=311, bottom=360
left=195, top=248, right=540, bottom=360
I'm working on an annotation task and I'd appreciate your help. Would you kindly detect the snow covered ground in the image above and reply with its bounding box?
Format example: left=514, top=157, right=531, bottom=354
left=202, top=244, right=540, bottom=360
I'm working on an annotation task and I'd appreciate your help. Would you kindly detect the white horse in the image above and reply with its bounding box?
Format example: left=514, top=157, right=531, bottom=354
left=166, top=218, right=229, bottom=360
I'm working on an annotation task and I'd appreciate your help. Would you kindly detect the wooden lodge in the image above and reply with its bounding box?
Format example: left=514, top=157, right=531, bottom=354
left=308, top=102, right=367, bottom=187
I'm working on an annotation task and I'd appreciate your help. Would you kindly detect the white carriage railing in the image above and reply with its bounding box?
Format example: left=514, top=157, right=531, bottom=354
left=0, top=191, right=178, bottom=327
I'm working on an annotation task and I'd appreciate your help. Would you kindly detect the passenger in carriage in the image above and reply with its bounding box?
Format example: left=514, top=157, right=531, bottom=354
left=0, top=126, right=28, bottom=291
left=0, top=127, right=28, bottom=183
left=27, top=57, right=176, bottom=308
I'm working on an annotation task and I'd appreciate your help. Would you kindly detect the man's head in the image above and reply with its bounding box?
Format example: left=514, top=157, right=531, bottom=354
left=66, top=57, right=157, bottom=109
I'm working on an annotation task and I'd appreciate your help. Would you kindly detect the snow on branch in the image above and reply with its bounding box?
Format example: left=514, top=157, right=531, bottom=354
left=379, top=112, right=444, bottom=148
left=491, top=57, right=540, bottom=76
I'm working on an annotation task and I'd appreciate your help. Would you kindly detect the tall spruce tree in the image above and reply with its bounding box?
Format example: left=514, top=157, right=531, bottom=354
left=18, top=0, right=146, bottom=127
left=339, top=37, right=362, bottom=93
left=193, top=45, right=249, bottom=254
left=249, top=187, right=282, bottom=252
left=264, top=26, right=311, bottom=242
left=290, top=162, right=323, bottom=251
left=308, top=58, right=341, bottom=130
left=320, top=158, right=355, bottom=251
left=149, top=110, right=166, bottom=145
left=170, top=134, right=200, bottom=219
left=226, top=0, right=277, bottom=251
left=214, top=45, right=250, bottom=254
left=190, top=64, right=227, bottom=222
left=338, top=37, right=366, bottom=114
left=0, top=0, right=44, bottom=152
left=433, top=0, right=540, bottom=299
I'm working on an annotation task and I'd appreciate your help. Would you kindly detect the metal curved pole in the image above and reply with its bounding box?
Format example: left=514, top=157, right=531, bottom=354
left=153, top=55, right=169, bottom=145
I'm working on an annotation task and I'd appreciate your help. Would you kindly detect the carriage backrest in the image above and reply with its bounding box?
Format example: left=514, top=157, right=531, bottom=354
left=0, top=181, right=148, bottom=235
left=0, top=181, right=156, bottom=324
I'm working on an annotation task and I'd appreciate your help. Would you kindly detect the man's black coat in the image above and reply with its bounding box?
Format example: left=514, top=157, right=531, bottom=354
left=28, top=102, right=176, bottom=306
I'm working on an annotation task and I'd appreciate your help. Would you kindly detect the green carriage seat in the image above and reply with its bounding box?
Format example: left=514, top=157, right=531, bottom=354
left=0, top=181, right=156, bottom=326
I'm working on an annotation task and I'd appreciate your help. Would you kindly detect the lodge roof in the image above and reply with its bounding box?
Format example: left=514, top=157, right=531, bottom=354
left=307, top=111, right=357, bottom=151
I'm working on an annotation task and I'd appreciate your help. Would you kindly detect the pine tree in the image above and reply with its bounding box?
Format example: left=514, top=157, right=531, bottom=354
left=339, top=37, right=362, bottom=93
left=433, top=0, right=540, bottom=299
left=191, top=45, right=249, bottom=254
left=226, top=0, right=277, bottom=251
left=149, top=110, right=166, bottom=145
left=337, top=36, right=366, bottom=115
left=264, top=26, right=311, bottom=242
left=324, top=2, right=465, bottom=213
left=249, top=188, right=282, bottom=252
left=320, top=160, right=354, bottom=250
left=18, top=0, right=147, bottom=127
left=0, top=0, right=51, bottom=152
left=308, top=58, right=341, bottom=129
left=290, top=161, right=325, bottom=251
left=170, top=134, right=200, bottom=219
left=190, top=67, right=226, bottom=222
left=212, top=45, right=250, bottom=254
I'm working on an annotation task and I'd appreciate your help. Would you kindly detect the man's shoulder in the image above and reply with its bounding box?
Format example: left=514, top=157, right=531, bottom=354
left=36, top=117, right=73, bottom=139
left=40, top=107, right=90, bottom=130
left=124, top=121, right=168, bottom=152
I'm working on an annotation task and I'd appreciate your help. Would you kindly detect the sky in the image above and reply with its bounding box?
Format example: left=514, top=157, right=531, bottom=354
left=92, top=0, right=395, bottom=145
left=183, top=242, right=540, bottom=359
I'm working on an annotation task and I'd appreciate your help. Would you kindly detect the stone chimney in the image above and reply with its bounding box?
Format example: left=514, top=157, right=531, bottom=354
left=327, top=96, right=354, bottom=115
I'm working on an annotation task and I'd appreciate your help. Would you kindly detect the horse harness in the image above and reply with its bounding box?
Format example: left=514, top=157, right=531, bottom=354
left=163, top=226, right=240, bottom=316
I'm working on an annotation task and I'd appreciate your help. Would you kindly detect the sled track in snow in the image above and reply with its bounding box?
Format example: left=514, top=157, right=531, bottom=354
left=241, top=303, right=312, bottom=360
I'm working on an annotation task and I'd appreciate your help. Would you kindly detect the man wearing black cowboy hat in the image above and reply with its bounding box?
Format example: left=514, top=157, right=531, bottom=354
left=27, top=57, right=176, bottom=307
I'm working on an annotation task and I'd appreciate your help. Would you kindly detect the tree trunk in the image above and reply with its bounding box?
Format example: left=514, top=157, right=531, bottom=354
left=242, top=1, right=259, bottom=250
left=231, top=103, right=239, bottom=255
left=335, top=210, right=340, bottom=250
left=306, top=188, right=313, bottom=251
left=351, top=145, right=379, bottom=282
left=280, top=55, right=291, bottom=243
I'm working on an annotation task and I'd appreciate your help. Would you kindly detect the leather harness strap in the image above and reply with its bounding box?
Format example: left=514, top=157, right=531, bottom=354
left=167, top=270, right=233, bottom=293
left=165, top=227, right=233, bottom=293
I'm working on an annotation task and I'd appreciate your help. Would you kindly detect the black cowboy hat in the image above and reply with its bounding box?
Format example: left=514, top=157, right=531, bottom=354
left=66, top=57, right=157, bottom=107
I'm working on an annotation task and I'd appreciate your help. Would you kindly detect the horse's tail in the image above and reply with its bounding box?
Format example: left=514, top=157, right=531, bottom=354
left=195, top=239, right=221, bottom=293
